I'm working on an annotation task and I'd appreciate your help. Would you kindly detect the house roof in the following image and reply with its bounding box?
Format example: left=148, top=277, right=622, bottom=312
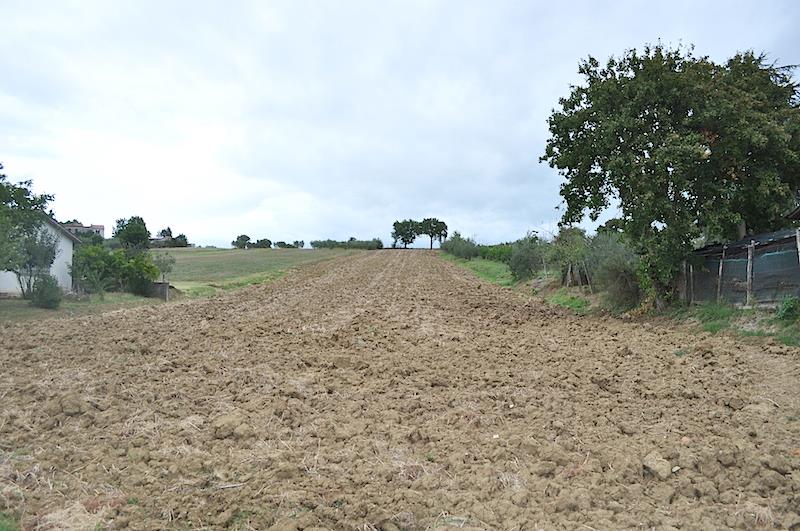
left=42, top=215, right=83, bottom=244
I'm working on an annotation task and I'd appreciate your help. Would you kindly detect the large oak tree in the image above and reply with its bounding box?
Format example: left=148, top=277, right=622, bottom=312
left=542, top=45, right=800, bottom=304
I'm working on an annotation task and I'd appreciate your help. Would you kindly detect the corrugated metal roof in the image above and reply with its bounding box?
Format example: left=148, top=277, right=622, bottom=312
left=694, top=228, right=798, bottom=256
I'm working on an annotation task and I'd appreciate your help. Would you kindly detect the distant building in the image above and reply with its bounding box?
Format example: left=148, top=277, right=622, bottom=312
left=62, top=222, right=105, bottom=239
left=0, top=217, right=81, bottom=296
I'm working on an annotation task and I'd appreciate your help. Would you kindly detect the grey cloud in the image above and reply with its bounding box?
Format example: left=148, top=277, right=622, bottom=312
left=1, top=0, right=798, bottom=247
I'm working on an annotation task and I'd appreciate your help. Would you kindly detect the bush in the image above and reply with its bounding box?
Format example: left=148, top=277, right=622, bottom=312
left=153, top=252, right=176, bottom=282
left=440, top=232, right=479, bottom=259
left=509, top=235, right=546, bottom=281
left=30, top=273, right=62, bottom=309
left=586, top=232, right=641, bottom=311
left=72, top=244, right=127, bottom=293
left=121, top=253, right=159, bottom=296
left=777, top=295, right=800, bottom=321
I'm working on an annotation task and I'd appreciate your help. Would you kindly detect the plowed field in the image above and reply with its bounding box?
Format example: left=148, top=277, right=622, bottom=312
left=1, top=251, right=798, bottom=530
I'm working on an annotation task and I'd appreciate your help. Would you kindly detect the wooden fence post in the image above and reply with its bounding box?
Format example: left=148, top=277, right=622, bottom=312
left=716, top=245, right=726, bottom=303
left=746, top=240, right=755, bottom=307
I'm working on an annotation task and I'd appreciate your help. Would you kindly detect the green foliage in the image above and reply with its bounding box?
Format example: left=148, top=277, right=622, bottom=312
left=419, top=218, right=448, bottom=249
left=586, top=231, right=641, bottom=311
left=153, top=251, right=176, bottom=281
left=440, top=231, right=479, bottom=259
left=103, top=237, right=122, bottom=250
left=478, top=244, right=513, bottom=263
left=542, top=45, right=800, bottom=305
left=0, top=163, right=53, bottom=275
left=251, top=238, right=272, bottom=249
left=121, top=252, right=158, bottom=295
left=776, top=295, right=800, bottom=321
left=172, top=234, right=189, bottom=247
left=292, top=240, right=305, bottom=249
left=72, top=244, right=127, bottom=293
left=310, top=238, right=383, bottom=250
left=391, top=219, right=419, bottom=248
left=74, top=245, right=158, bottom=297
left=114, top=216, right=150, bottom=251
left=11, top=225, right=59, bottom=299
left=76, top=231, right=104, bottom=245
left=30, top=273, right=62, bottom=309
left=232, top=234, right=251, bottom=249
left=0, top=511, right=19, bottom=531
left=274, top=241, right=293, bottom=248
left=508, top=234, right=546, bottom=281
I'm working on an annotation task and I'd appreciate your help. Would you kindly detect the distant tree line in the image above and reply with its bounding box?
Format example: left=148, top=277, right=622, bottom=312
left=391, top=218, right=448, bottom=248
left=232, top=235, right=305, bottom=249
left=310, top=237, right=384, bottom=250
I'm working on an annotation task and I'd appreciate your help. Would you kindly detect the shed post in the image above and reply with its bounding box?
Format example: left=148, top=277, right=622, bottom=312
left=716, top=245, right=726, bottom=303
left=746, top=240, right=755, bottom=307
left=689, top=263, right=694, bottom=304
left=795, top=228, right=800, bottom=265
left=681, top=260, right=687, bottom=303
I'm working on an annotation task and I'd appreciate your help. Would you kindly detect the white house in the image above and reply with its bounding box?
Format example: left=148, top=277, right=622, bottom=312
left=0, top=217, right=82, bottom=296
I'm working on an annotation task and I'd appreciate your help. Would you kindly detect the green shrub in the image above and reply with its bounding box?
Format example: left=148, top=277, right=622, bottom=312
left=441, top=232, right=479, bottom=259
left=509, top=235, right=546, bottom=281
left=121, top=253, right=159, bottom=296
left=587, top=232, right=641, bottom=311
left=71, top=244, right=126, bottom=293
left=776, top=296, right=800, bottom=322
left=30, top=273, right=62, bottom=309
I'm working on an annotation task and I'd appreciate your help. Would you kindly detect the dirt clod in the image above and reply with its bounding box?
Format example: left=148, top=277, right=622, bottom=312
left=642, top=450, right=672, bottom=480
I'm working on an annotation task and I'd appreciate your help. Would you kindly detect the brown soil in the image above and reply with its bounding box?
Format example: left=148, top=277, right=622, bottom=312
left=1, top=251, right=799, bottom=530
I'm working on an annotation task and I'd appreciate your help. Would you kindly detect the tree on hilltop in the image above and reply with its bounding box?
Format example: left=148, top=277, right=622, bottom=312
left=420, top=218, right=448, bottom=249
left=391, top=219, right=419, bottom=248
left=232, top=234, right=251, bottom=249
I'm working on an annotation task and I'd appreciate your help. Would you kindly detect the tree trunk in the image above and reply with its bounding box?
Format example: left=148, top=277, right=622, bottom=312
left=430, top=236, right=433, bottom=249
left=737, top=220, right=747, bottom=239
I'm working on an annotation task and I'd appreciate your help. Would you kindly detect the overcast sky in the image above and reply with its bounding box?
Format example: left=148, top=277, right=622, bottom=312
left=2, top=1, right=799, bottom=247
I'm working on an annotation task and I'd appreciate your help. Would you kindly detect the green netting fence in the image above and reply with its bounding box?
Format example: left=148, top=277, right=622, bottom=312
left=681, top=229, right=800, bottom=306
